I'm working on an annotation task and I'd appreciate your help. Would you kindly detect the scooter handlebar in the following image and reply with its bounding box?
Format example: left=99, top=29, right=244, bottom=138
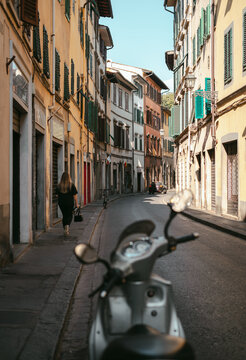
left=176, top=232, right=199, bottom=244
left=100, top=269, right=123, bottom=298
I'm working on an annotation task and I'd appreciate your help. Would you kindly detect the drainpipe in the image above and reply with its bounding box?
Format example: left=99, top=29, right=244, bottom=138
left=211, top=0, right=216, bottom=146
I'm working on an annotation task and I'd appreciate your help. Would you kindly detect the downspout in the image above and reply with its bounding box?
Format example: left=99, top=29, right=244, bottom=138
left=48, top=0, right=56, bottom=227
left=211, top=0, right=216, bottom=146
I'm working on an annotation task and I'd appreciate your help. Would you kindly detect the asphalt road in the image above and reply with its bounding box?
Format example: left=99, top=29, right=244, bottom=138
left=56, top=193, right=246, bottom=360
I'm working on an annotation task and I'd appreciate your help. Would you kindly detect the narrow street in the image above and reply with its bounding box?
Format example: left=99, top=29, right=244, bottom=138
left=56, top=194, right=246, bottom=360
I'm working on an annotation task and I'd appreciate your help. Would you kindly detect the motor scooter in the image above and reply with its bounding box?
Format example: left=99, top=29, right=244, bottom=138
left=74, top=190, right=199, bottom=360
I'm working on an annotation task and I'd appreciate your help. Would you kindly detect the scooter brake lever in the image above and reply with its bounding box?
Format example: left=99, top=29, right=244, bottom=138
left=89, top=283, right=104, bottom=298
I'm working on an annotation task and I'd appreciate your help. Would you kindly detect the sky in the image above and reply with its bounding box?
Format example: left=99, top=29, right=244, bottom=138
left=101, top=0, right=174, bottom=92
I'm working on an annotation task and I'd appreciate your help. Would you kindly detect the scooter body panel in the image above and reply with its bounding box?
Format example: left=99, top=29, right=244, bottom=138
left=89, top=273, right=185, bottom=360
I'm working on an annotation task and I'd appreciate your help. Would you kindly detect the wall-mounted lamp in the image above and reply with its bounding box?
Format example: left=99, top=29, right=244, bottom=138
left=185, top=73, right=196, bottom=90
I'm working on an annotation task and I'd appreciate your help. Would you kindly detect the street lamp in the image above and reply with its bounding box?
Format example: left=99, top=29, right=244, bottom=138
left=185, top=73, right=196, bottom=90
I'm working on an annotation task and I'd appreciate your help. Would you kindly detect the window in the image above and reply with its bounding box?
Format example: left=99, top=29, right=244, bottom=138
left=65, top=0, right=70, bottom=21
left=77, top=73, right=80, bottom=105
left=89, top=52, right=93, bottom=78
left=125, top=92, right=129, bottom=111
left=126, top=127, right=129, bottom=149
left=113, top=84, right=117, bottom=104
left=43, top=25, right=50, bottom=78
left=243, top=12, right=246, bottom=72
left=135, top=135, right=138, bottom=150
left=64, top=63, right=69, bottom=101
left=55, top=49, right=60, bottom=91
left=118, top=88, right=122, bottom=108
left=139, top=137, right=142, bottom=151
left=33, top=13, right=41, bottom=63
left=224, top=27, right=233, bottom=85
left=71, top=59, right=74, bottom=95
left=79, top=10, right=84, bottom=46
left=193, top=36, right=196, bottom=65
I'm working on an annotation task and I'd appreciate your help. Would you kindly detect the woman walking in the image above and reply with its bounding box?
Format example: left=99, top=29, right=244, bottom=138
left=56, top=172, right=79, bottom=235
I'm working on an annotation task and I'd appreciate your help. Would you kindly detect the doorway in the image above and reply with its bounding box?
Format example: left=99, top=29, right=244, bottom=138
left=13, top=131, right=20, bottom=244
left=137, top=172, right=141, bottom=192
left=226, top=141, right=238, bottom=216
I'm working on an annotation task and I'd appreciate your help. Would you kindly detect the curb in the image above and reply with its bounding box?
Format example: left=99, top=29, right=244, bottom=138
left=182, top=211, right=246, bottom=240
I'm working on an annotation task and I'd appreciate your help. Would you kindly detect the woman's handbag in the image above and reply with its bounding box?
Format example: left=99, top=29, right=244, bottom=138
left=74, top=207, right=83, bottom=222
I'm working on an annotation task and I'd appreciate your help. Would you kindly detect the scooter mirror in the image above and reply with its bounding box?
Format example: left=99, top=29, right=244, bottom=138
left=74, top=244, right=98, bottom=264
left=169, top=189, right=193, bottom=213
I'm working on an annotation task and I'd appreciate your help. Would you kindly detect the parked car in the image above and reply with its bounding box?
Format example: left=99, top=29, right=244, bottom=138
left=155, top=181, right=167, bottom=194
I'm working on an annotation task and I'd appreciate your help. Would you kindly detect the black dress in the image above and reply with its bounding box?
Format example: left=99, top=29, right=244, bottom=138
left=56, top=183, right=78, bottom=227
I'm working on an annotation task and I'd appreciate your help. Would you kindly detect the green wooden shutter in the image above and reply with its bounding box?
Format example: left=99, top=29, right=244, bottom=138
left=65, top=0, right=70, bottom=21
left=84, top=97, right=88, bottom=125
left=71, top=59, right=74, bottom=95
left=224, top=28, right=233, bottom=84
left=201, top=9, right=205, bottom=45
left=205, top=78, right=211, bottom=115
left=43, top=26, right=50, bottom=78
left=64, top=63, right=69, bottom=101
left=197, top=26, right=200, bottom=57
left=243, top=12, right=246, bottom=71
left=77, top=73, right=80, bottom=105
left=193, top=36, right=196, bottom=65
left=55, top=49, right=60, bottom=91
left=33, top=13, right=41, bottom=62
left=86, top=34, right=90, bottom=59
left=195, top=90, right=204, bottom=119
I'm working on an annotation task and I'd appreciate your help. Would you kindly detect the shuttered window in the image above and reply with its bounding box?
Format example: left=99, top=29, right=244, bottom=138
left=21, top=0, right=38, bottom=26
left=64, top=63, right=69, bottom=101
left=65, top=0, right=70, bottom=21
left=55, top=49, right=60, bottom=91
left=224, top=27, right=233, bottom=85
left=71, top=59, right=74, bottom=95
left=33, top=13, right=41, bottom=63
left=195, top=90, right=204, bottom=119
left=43, top=26, right=50, bottom=78
left=200, top=9, right=205, bottom=46
left=193, top=36, right=196, bottom=65
left=77, top=73, right=80, bottom=105
left=243, top=12, right=246, bottom=72
left=79, top=10, right=84, bottom=46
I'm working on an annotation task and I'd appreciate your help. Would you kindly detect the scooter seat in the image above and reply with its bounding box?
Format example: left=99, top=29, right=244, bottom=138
left=101, top=324, right=195, bottom=360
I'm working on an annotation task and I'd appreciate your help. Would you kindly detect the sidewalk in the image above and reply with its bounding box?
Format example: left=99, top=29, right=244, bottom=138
left=0, top=193, right=245, bottom=360
left=182, top=206, right=246, bottom=240
left=164, top=190, right=246, bottom=240
left=0, top=202, right=103, bottom=360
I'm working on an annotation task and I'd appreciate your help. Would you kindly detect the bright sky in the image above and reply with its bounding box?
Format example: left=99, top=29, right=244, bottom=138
left=101, top=0, right=174, bottom=92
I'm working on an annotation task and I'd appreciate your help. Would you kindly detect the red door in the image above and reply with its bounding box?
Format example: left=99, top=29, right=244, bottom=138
left=84, top=162, right=87, bottom=205
left=87, top=163, right=91, bottom=203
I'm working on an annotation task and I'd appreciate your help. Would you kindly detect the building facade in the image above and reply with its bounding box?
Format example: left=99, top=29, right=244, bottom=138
left=0, top=0, right=113, bottom=266
left=107, top=68, right=137, bottom=194
left=165, top=0, right=246, bottom=221
left=161, top=106, right=175, bottom=189
left=106, top=61, right=147, bottom=192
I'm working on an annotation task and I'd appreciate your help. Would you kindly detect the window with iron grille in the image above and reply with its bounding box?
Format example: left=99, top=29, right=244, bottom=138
left=43, top=25, right=50, bottom=78
left=64, top=63, right=69, bottom=101
left=71, top=59, right=74, bottom=95
left=65, top=0, right=70, bottom=21
left=33, top=13, right=41, bottom=63
left=55, top=49, right=60, bottom=91
left=243, top=11, right=246, bottom=72
left=224, top=26, right=233, bottom=85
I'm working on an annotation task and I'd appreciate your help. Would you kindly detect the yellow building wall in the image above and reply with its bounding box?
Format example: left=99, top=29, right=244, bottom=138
left=215, top=0, right=246, bottom=219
